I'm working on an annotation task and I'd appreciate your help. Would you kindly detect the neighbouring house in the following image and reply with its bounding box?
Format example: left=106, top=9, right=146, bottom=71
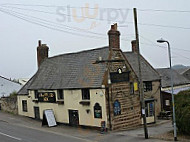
left=17, top=24, right=161, bottom=130
left=174, top=67, right=190, bottom=81
left=0, top=76, right=22, bottom=97
left=124, top=42, right=161, bottom=124
left=18, top=78, right=29, bottom=86
left=156, top=68, right=190, bottom=112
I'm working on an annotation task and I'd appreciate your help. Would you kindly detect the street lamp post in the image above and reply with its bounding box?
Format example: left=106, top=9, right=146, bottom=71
left=157, top=38, right=177, bottom=141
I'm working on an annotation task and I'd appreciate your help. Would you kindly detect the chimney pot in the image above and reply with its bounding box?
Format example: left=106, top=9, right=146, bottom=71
left=131, top=40, right=138, bottom=52
left=108, top=23, right=120, bottom=49
left=37, top=40, right=49, bottom=68
left=38, top=40, right=41, bottom=46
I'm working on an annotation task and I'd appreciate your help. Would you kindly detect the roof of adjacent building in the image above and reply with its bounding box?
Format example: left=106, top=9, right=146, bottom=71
left=156, top=68, right=190, bottom=88
left=18, top=47, right=160, bottom=95
left=174, top=67, right=190, bottom=74
left=0, top=76, right=22, bottom=97
left=124, top=52, right=160, bottom=81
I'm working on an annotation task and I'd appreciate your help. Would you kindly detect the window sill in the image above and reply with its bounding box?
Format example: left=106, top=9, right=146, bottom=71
left=79, top=100, right=90, bottom=106
left=56, top=100, right=64, bottom=105
left=32, top=99, right=39, bottom=103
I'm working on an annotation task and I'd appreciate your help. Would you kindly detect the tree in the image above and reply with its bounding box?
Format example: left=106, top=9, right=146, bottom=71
left=175, top=90, right=190, bottom=135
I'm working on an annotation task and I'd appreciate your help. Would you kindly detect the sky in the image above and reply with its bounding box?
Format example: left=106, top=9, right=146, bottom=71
left=0, top=0, right=190, bottom=79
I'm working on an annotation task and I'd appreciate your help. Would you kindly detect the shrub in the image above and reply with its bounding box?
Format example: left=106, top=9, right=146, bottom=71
left=175, top=90, right=190, bottom=135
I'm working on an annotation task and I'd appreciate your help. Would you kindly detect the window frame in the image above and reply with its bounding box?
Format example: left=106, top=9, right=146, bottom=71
left=57, top=89, right=64, bottom=100
left=94, top=103, right=102, bottom=119
left=130, top=82, right=134, bottom=94
left=34, top=90, right=38, bottom=99
left=143, top=81, right=152, bottom=92
left=22, top=100, right=27, bottom=112
left=82, top=89, right=90, bottom=100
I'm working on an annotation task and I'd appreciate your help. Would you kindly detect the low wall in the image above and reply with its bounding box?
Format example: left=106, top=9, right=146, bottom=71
left=0, top=97, right=18, bottom=114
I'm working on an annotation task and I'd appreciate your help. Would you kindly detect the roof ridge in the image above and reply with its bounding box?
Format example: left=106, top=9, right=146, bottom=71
left=48, top=46, right=109, bottom=59
left=0, top=75, right=21, bottom=85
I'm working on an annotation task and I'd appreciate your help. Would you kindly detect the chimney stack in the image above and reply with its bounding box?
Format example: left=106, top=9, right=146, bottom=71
left=131, top=40, right=138, bottom=52
left=108, top=23, right=120, bottom=49
left=37, top=40, right=49, bottom=68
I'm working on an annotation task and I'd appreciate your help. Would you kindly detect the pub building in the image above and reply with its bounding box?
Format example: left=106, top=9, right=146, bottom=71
left=18, top=24, right=161, bottom=130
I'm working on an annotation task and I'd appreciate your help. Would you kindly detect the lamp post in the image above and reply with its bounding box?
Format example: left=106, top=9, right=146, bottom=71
left=157, top=38, right=177, bottom=141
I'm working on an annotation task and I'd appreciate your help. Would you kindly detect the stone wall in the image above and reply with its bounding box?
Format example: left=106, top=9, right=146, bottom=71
left=0, top=97, right=18, bottom=114
left=106, top=49, right=141, bottom=130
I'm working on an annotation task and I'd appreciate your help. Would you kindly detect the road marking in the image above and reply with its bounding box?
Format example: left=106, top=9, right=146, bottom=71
left=0, top=131, right=22, bottom=141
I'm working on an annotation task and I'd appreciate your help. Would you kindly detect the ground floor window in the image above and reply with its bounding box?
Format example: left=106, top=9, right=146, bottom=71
left=94, top=103, right=102, bottom=118
left=165, top=100, right=170, bottom=106
left=22, top=100, right=27, bottom=112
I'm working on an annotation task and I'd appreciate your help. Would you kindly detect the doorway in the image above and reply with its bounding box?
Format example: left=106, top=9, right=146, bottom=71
left=34, top=106, right=40, bottom=120
left=68, top=110, right=79, bottom=127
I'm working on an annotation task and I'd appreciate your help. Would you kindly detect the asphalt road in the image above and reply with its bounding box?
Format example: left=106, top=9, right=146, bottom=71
left=0, top=111, right=171, bottom=142
left=0, top=120, right=87, bottom=142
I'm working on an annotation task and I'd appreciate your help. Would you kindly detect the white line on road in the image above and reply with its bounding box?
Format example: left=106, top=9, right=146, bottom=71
left=0, top=131, right=22, bottom=141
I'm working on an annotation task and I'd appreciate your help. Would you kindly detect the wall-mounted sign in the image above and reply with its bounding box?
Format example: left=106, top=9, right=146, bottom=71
left=114, top=100, right=121, bottom=116
left=38, top=92, right=56, bottom=103
left=94, top=103, right=102, bottom=118
left=110, top=71, right=130, bottom=83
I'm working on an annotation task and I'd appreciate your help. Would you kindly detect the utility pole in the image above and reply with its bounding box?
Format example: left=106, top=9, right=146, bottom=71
left=133, top=8, right=148, bottom=139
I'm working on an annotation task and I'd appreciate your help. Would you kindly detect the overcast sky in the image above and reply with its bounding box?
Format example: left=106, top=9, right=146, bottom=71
left=0, top=0, right=190, bottom=79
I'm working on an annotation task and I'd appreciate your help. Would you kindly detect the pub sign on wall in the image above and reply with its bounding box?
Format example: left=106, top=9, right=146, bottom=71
left=38, top=92, right=56, bottom=103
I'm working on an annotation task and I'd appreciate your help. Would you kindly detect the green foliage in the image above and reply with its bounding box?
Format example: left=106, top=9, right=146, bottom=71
left=175, top=90, right=190, bottom=135
left=9, top=91, right=18, bottom=98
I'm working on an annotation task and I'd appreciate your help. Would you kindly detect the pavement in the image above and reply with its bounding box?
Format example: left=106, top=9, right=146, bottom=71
left=0, top=111, right=173, bottom=142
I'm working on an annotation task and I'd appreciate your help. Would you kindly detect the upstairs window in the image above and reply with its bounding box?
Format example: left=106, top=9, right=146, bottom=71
left=143, top=81, right=152, bottom=92
left=34, top=90, right=38, bottom=99
left=22, top=100, right=27, bottom=112
left=82, top=89, right=90, bottom=100
left=130, top=82, right=134, bottom=94
left=57, top=89, right=64, bottom=100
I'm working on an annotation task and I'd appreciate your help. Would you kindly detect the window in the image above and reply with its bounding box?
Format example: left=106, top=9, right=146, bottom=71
left=82, top=89, right=90, bottom=100
left=113, top=100, right=121, bottom=116
left=22, top=100, right=27, bottom=112
left=34, top=90, right=38, bottom=99
left=94, top=103, right=102, bottom=118
left=130, top=82, right=134, bottom=94
left=143, top=81, right=152, bottom=92
left=165, top=100, right=170, bottom=106
left=57, top=89, right=64, bottom=100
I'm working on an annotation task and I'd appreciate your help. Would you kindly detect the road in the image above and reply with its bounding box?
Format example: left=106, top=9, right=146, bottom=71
left=0, top=111, right=171, bottom=142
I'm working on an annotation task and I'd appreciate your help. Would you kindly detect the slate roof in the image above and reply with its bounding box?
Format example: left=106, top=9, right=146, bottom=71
left=156, top=68, right=190, bottom=88
left=0, top=76, right=22, bottom=97
left=123, top=52, right=160, bottom=81
left=174, top=68, right=190, bottom=74
left=18, top=47, right=160, bottom=95
left=18, top=47, right=109, bottom=94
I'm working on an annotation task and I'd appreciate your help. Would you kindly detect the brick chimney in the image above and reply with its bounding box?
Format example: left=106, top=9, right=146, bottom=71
left=37, top=40, right=49, bottom=68
left=108, top=23, right=120, bottom=49
left=131, top=40, right=138, bottom=52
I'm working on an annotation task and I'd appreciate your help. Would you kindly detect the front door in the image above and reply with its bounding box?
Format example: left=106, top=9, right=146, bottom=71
left=69, top=110, right=79, bottom=127
left=34, top=107, right=40, bottom=120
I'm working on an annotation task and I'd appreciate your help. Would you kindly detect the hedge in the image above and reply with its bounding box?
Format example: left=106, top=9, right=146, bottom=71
left=175, top=89, right=190, bottom=135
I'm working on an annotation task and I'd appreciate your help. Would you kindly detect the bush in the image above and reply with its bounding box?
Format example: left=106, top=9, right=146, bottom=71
left=175, top=90, right=190, bottom=135
left=9, top=91, right=18, bottom=98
